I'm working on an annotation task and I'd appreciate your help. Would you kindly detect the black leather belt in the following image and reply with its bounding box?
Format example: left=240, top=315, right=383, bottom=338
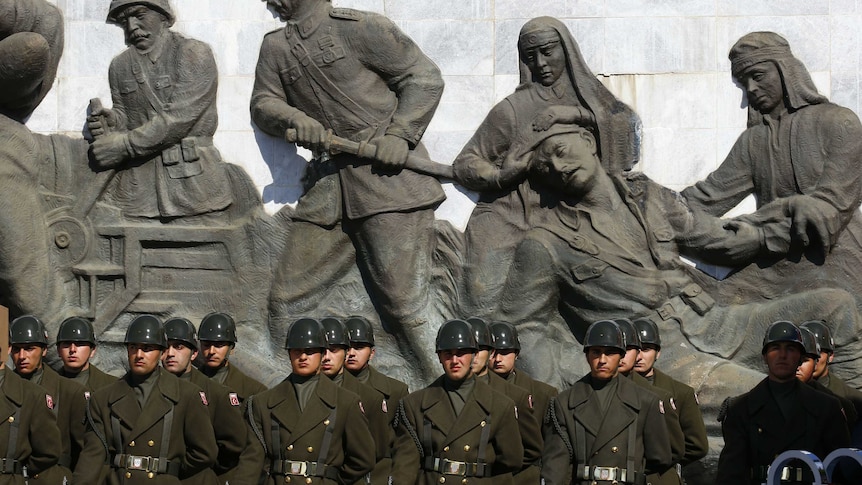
left=112, top=454, right=180, bottom=476
left=424, top=457, right=489, bottom=477
left=753, top=465, right=806, bottom=482
left=271, top=459, right=338, bottom=480
left=576, top=465, right=643, bottom=485
left=0, top=458, right=24, bottom=475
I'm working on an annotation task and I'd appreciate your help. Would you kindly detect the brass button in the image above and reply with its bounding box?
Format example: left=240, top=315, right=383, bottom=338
left=480, top=421, right=486, bottom=427
left=147, top=472, right=154, bottom=479
left=7, top=417, right=12, bottom=423
left=463, top=445, right=470, bottom=452
left=285, top=477, right=291, bottom=483
left=758, top=427, right=763, bottom=433
left=129, top=441, right=135, bottom=447
left=323, top=419, right=330, bottom=425
left=307, top=446, right=314, bottom=453
left=148, top=440, right=155, bottom=447
left=443, top=446, right=449, bottom=452
left=439, top=477, right=446, bottom=484
left=462, top=480, right=468, bottom=485
left=305, top=478, right=312, bottom=484
left=287, top=444, right=294, bottom=451
left=125, top=472, right=132, bottom=479
left=611, top=446, right=619, bottom=453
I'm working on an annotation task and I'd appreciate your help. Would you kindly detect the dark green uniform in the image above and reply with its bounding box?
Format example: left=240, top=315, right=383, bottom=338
left=542, top=374, right=672, bottom=485
left=60, top=364, right=118, bottom=392
left=75, top=368, right=218, bottom=484
left=630, top=373, right=684, bottom=485
left=335, top=371, right=388, bottom=482
left=392, top=376, right=524, bottom=485
left=717, top=378, right=850, bottom=485
left=352, top=365, right=408, bottom=484
left=22, top=365, right=87, bottom=484
left=651, top=369, right=708, bottom=466
left=505, top=368, right=558, bottom=422
left=820, top=373, right=862, bottom=432
left=200, top=363, right=266, bottom=404
left=0, top=368, right=60, bottom=485
left=482, top=372, right=542, bottom=484
left=808, top=379, right=857, bottom=429
left=238, top=373, right=376, bottom=485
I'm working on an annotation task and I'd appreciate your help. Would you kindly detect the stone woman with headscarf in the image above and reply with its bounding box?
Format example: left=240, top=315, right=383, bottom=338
left=682, top=32, right=862, bottom=350
left=453, top=16, right=641, bottom=315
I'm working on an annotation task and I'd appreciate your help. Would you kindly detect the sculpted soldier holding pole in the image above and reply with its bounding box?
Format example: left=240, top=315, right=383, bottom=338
left=253, top=0, right=446, bottom=377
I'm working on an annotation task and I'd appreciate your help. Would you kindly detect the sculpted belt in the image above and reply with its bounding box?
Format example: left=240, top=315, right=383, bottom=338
left=424, top=457, right=489, bottom=477
left=161, top=136, right=213, bottom=179
left=112, top=453, right=180, bottom=476
left=576, top=465, right=644, bottom=485
left=653, top=283, right=715, bottom=323
left=271, top=459, right=339, bottom=480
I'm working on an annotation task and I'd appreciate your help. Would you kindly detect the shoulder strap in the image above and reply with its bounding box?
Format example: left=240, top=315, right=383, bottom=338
left=85, top=399, right=110, bottom=464
left=157, top=399, right=174, bottom=474
left=130, top=54, right=166, bottom=113
left=5, top=407, right=20, bottom=463
left=314, top=407, right=338, bottom=475
left=475, top=411, right=491, bottom=475
left=111, top=415, right=123, bottom=455
left=395, top=400, right=423, bottom=458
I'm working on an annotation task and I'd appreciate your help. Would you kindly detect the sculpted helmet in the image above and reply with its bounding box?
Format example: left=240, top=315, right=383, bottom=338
left=198, top=312, right=237, bottom=344
left=320, top=317, right=349, bottom=348
left=436, top=320, right=478, bottom=352
left=107, top=0, right=176, bottom=26
left=466, top=317, right=493, bottom=349
left=489, top=321, right=521, bottom=352
left=761, top=320, right=803, bottom=354
left=56, top=317, right=97, bottom=346
left=633, top=317, right=661, bottom=349
left=124, top=314, right=166, bottom=348
left=345, top=316, right=375, bottom=346
left=9, top=315, right=48, bottom=346
left=614, top=318, right=641, bottom=350
left=800, top=320, right=834, bottom=354
left=285, top=318, right=328, bottom=350
left=163, top=317, right=198, bottom=350
left=582, top=320, right=625, bottom=354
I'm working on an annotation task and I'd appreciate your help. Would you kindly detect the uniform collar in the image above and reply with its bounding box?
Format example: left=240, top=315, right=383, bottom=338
left=285, top=2, right=329, bottom=40
left=135, top=30, right=171, bottom=63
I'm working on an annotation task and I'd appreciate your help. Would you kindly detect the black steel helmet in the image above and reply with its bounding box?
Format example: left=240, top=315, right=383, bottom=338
left=9, top=315, right=48, bottom=346
left=56, top=317, right=97, bottom=346
left=614, top=318, right=641, bottom=350
left=436, top=319, right=478, bottom=352
left=761, top=320, right=803, bottom=354
left=798, top=327, right=821, bottom=359
left=198, top=312, right=237, bottom=344
left=285, top=318, right=327, bottom=350
left=489, top=321, right=521, bottom=351
left=345, top=316, right=375, bottom=346
left=800, top=320, right=834, bottom=354
left=107, top=0, right=175, bottom=26
left=321, top=317, right=349, bottom=348
left=583, top=320, right=625, bottom=354
left=466, top=316, right=493, bottom=349
left=163, top=317, right=198, bottom=350
left=124, top=314, right=166, bottom=348
left=633, top=317, right=661, bottom=349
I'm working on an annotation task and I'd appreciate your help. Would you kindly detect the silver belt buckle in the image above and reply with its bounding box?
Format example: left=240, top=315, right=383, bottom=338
left=444, top=460, right=466, bottom=475
left=593, top=466, right=618, bottom=481
left=780, top=466, right=801, bottom=481
left=126, top=455, right=150, bottom=471
left=288, top=461, right=308, bottom=476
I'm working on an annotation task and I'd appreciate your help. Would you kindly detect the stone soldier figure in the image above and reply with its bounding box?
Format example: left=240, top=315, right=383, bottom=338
left=453, top=16, right=641, bottom=315
left=632, top=318, right=708, bottom=482
left=74, top=314, right=218, bottom=484
left=0, top=355, right=61, bottom=485
left=236, top=317, right=376, bottom=484
left=344, top=315, right=409, bottom=484
left=88, top=0, right=233, bottom=219
left=254, top=0, right=446, bottom=376
left=9, top=316, right=86, bottom=483
left=56, top=316, right=118, bottom=391
left=716, top=321, right=850, bottom=485
left=488, top=321, right=558, bottom=421
left=197, top=312, right=267, bottom=403
left=162, top=317, right=246, bottom=484
left=319, top=317, right=389, bottom=483
left=391, top=319, right=524, bottom=484
left=541, top=320, right=672, bottom=485
left=466, top=317, right=542, bottom=485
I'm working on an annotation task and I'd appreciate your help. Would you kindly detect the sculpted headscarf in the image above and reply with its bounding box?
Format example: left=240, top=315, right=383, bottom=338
left=729, top=31, right=827, bottom=128
left=517, top=17, right=642, bottom=173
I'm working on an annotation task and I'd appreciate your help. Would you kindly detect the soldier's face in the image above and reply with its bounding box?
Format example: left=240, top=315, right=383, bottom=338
left=491, top=349, right=518, bottom=376
left=532, top=132, right=601, bottom=196
left=586, top=346, right=623, bottom=380
left=116, top=5, right=169, bottom=51
left=162, top=340, right=198, bottom=376
left=438, top=349, right=475, bottom=381
left=634, top=345, right=659, bottom=377
left=470, top=348, right=491, bottom=376
left=10, top=344, right=46, bottom=376
left=618, top=347, right=640, bottom=375
left=796, top=355, right=817, bottom=383
left=522, top=39, right=566, bottom=86
left=345, top=344, right=374, bottom=372
left=813, top=351, right=833, bottom=379
left=763, top=341, right=803, bottom=382
left=321, top=346, right=347, bottom=377
left=289, top=348, right=323, bottom=377
left=738, top=61, right=785, bottom=117
left=57, top=341, right=95, bottom=372
left=200, top=340, right=232, bottom=369
left=127, top=343, right=163, bottom=376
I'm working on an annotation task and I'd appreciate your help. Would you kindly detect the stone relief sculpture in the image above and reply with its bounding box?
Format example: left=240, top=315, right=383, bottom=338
left=453, top=17, right=641, bottom=316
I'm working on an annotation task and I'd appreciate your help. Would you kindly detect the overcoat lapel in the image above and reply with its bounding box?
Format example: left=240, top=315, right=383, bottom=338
left=590, top=379, right=637, bottom=454
left=128, top=371, right=176, bottom=442
left=287, top=377, right=336, bottom=442
left=442, top=384, right=492, bottom=447
left=421, top=383, right=455, bottom=438
left=269, top=381, right=301, bottom=438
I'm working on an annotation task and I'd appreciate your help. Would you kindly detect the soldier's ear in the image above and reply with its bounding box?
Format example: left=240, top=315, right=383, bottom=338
left=655, top=350, right=661, bottom=361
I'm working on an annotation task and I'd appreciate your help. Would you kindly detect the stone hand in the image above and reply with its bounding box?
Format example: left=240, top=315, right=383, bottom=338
left=90, top=133, right=129, bottom=169
left=288, top=113, right=326, bottom=150
left=372, top=134, right=409, bottom=171
left=784, top=195, right=836, bottom=253
left=532, top=106, right=596, bottom=131
left=87, top=105, right=118, bottom=139
left=719, top=220, right=763, bottom=264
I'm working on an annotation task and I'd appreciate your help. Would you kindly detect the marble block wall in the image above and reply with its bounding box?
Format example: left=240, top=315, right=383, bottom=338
left=30, top=0, right=862, bottom=227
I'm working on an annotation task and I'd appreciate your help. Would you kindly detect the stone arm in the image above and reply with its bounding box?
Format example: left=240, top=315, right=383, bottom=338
left=109, top=40, right=218, bottom=160
left=681, top=134, right=756, bottom=219
left=179, top=392, right=218, bottom=477
left=339, top=397, right=376, bottom=484
left=495, top=235, right=560, bottom=326
left=714, top=401, right=751, bottom=485
left=539, top=396, right=574, bottom=485
left=249, top=33, right=305, bottom=138
left=453, top=100, right=528, bottom=191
